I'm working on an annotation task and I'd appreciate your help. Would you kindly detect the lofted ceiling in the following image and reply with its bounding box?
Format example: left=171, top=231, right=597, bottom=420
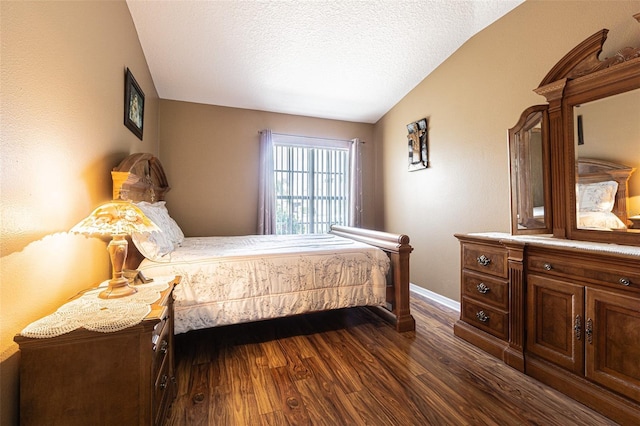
left=127, top=0, right=523, bottom=124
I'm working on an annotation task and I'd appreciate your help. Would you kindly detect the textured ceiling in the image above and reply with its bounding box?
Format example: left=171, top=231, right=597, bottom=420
left=127, top=0, right=523, bottom=123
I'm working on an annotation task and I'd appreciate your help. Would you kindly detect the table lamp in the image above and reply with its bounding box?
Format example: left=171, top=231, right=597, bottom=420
left=71, top=200, right=159, bottom=298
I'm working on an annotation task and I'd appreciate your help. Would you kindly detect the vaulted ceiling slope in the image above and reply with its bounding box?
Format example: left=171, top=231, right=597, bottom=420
left=127, top=0, right=523, bottom=123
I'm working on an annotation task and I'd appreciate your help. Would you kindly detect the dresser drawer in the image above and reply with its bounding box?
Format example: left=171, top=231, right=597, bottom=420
left=153, top=353, right=173, bottom=426
left=462, top=243, right=508, bottom=278
left=528, top=255, right=640, bottom=291
left=152, top=313, right=170, bottom=380
left=461, top=297, right=508, bottom=340
left=462, top=270, right=509, bottom=309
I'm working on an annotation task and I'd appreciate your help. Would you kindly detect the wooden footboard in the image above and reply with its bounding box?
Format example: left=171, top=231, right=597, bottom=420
left=330, top=225, right=416, bottom=332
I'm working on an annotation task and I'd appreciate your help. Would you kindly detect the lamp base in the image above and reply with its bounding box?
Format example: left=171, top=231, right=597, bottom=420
left=99, top=277, right=138, bottom=299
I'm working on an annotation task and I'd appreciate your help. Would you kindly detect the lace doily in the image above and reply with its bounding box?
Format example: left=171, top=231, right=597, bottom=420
left=21, top=280, right=171, bottom=338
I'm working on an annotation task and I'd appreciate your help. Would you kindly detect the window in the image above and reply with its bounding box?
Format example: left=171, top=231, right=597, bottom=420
left=273, top=136, right=351, bottom=234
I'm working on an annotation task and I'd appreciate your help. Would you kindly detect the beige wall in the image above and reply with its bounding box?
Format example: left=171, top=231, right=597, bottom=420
left=2, top=1, right=640, bottom=424
left=0, top=1, right=159, bottom=424
left=374, top=0, right=640, bottom=301
left=159, top=101, right=377, bottom=236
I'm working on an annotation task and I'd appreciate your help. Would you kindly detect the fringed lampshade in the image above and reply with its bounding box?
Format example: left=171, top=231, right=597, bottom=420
left=71, top=200, right=159, bottom=298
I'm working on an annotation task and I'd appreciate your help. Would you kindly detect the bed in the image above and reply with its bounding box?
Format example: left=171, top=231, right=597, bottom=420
left=576, top=158, right=635, bottom=230
left=111, top=153, right=415, bottom=333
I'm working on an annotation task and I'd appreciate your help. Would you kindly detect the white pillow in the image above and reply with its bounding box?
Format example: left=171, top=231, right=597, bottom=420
left=577, top=181, right=618, bottom=213
left=135, top=201, right=185, bottom=246
left=131, top=229, right=174, bottom=262
left=578, top=211, right=627, bottom=230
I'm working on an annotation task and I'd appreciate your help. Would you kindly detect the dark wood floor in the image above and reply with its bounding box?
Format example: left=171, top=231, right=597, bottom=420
left=166, top=293, right=615, bottom=425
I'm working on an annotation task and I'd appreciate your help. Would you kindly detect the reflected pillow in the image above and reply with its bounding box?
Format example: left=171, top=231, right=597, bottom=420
left=578, top=211, right=626, bottom=230
left=577, top=181, right=618, bottom=213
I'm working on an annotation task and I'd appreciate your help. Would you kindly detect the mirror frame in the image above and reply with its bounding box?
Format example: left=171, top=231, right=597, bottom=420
left=531, top=26, right=640, bottom=246
left=508, top=105, right=551, bottom=235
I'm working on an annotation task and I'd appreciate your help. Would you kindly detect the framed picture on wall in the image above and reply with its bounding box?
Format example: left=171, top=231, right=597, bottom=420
left=124, top=68, right=144, bottom=140
left=407, top=118, right=428, bottom=171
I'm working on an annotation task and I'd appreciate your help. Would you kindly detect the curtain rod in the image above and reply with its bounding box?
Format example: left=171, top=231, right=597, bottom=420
left=258, top=130, right=365, bottom=144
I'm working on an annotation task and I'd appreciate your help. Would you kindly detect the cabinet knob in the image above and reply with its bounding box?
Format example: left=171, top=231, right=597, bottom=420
left=159, top=339, right=169, bottom=354
left=585, top=318, right=593, bottom=344
left=476, top=283, right=490, bottom=294
left=543, top=263, right=553, bottom=271
left=475, top=311, right=490, bottom=323
left=574, top=315, right=581, bottom=340
left=477, top=255, right=491, bottom=267
left=619, top=277, right=631, bottom=286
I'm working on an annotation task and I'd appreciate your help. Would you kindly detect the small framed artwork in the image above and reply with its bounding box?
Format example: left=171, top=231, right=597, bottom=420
left=407, top=118, right=428, bottom=171
left=124, top=68, right=144, bottom=140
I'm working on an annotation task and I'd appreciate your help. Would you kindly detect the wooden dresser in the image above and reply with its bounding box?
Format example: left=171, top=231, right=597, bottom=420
left=453, top=234, right=526, bottom=372
left=459, top=19, right=640, bottom=425
left=454, top=234, right=640, bottom=424
left=14, top=276, right=180, bottom=426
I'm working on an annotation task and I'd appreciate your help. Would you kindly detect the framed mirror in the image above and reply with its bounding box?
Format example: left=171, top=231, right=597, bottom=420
left=572, top=89, right=639, bottom=231
left=565, top=72, right=640, bottom=245
left=509, top=105, right=551, bottom=234
left=514, top=25, right=640, bottom=246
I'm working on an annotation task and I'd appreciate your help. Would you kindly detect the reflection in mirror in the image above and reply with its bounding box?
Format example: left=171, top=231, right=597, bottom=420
left=509, top=105, right=550, bottom=234
left=573, top=89, right=640, bottom=232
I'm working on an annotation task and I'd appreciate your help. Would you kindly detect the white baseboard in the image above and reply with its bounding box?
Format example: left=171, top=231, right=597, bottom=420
left=410, top=283, right=460, bottom=312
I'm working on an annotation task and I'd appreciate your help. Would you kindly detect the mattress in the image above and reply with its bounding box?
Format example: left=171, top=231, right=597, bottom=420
left=138, top=234, right=390, bottom=333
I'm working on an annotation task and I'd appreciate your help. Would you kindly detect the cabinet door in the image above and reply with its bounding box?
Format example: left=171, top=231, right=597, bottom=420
left=527, top=274, right=584, bottom=374
left=585, top=288, right=640, bottom=402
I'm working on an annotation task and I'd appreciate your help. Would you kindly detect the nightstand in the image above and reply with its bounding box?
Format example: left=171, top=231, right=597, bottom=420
left=14, top=276, right=180, bottom=426
left=629, top=215, right=640, bottom=229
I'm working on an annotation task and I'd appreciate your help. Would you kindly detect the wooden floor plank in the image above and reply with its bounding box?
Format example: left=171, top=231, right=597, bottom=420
left=269, top=365, right=311, bottom=425
left=298, top=355, right=364, bottom=424
left=305, top=330, right=365, bottom=394
left=217, top=344, right=262, bottom=425
left=166, top=293, right=617, bottom=425
left=344, top=388, right=401, bottom=426
left=240, top=342, right=281, bottom=416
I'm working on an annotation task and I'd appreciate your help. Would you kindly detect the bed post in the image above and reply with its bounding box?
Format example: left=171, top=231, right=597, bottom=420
left=390, top=241, right=416, bottom=332
left=330, top=225, right=415, bottom=332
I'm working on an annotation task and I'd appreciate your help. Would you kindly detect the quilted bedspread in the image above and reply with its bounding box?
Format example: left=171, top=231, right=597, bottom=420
left=138, top=234, right=390, bottom=333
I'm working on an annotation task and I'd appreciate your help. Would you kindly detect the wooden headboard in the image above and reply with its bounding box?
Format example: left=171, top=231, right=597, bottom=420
left=112, top=153, right=170, bottom=202
left=113, top=153, right=171, bottom=268
left=578, top=158, right=636, bottom=226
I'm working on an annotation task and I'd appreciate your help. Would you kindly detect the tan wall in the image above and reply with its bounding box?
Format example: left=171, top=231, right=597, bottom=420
left=2, top=1, right=640, bottom=424
left=158, top=101, right=377, bottom=236
left=374, top=0, right=640, bottom=301
left=0, top=1, right=159, bottom=424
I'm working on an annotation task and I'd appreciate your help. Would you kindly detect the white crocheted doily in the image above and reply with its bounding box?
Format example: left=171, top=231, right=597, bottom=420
left=21, top=280, right=170, bottom=338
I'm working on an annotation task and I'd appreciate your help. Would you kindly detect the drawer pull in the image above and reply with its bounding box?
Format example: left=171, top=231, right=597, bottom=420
left=159, top=374, right=168, bottom=390
left=543, top=263, right=553, bottom=271
left=159, top=339, right=169, bottom=354
left=585, top=318, right=593, bottom=344
left=476, top=311, right=490, bottom=323
left=476, top=283, right=490, bottom=294
left=477, top=255, right=491, bottom=267
left=619, top=277, right=631, bottom=286
left=574, top=315, right=581, bottom=340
